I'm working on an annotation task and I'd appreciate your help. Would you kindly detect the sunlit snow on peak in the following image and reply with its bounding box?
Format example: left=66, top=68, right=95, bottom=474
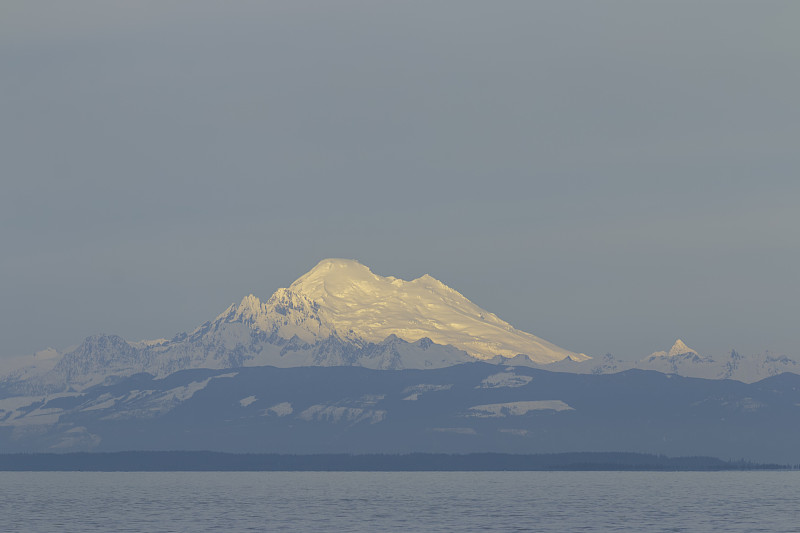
left=668, top=339, right=697, bottom=357
left=230, top=258, right=585, bottom=363
left=649, top=339, right=699, bottom=358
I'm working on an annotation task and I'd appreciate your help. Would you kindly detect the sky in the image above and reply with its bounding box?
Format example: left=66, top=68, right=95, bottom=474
left=2, top=1, right=799, bottom=361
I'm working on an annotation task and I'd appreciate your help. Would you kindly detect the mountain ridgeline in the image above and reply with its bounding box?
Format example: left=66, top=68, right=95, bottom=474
left=2, top=259, right=589, bottom=393
left=0, top=259, right=800, bottom=395
left=3, top=259, right=797, bottom=395
left=2, top=363, right=800, bottom=462
left=2, top=259, right=800, bottom=460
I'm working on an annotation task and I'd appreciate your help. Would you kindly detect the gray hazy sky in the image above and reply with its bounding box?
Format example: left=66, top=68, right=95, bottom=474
left=2, top=1, right=799, bottom=361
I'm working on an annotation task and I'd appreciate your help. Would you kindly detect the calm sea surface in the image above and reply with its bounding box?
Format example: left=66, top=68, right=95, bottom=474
left=1, top=471, right=798, bottom=532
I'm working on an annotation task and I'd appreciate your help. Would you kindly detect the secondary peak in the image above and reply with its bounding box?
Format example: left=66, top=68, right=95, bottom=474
left=668, top=339, right=698, bottom=357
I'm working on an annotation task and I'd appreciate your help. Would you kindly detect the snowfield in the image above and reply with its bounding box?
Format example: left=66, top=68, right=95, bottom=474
left=477, top=372, right=533, bottom=389
left=468, top=400, right=574, bottom=417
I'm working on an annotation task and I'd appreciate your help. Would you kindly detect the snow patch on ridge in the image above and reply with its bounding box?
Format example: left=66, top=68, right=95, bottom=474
left=263, top=402, right=293, bottom=417
left=402, top=383, right=453, bottom=401
left=431, top=427, right=476, bottom=435
left=0, top=393, right=79, bottom=427
left=239, top=396, right=257, bottom=407
left=468, top=400, right=573, bottom=417
left=298, top=404, right=386, bottom=424
left=498, top=428, right=529, bottom=436
left=49, top=426, right=101, bottom=450
left=477, top=371, right=532, bottom=389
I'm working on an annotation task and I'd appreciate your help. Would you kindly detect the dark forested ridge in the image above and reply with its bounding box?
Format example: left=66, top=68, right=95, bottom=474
left=0, top=452, right=791, bottom=471
left=3, top=364, right=800, bottom=463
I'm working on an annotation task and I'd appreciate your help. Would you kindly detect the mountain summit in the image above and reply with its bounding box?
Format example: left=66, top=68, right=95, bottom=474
left=667, top=339, right=697, bottom=357
left=234, top=258, right=586, bottom=363
left=648, top=339, right=699, bottom=358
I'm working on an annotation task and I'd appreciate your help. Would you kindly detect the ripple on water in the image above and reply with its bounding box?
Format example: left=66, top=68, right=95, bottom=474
left=1, top=471, right=799, bottom=533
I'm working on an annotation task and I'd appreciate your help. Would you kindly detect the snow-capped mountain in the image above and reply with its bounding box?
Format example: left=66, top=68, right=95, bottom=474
left=3, top=260, right=799, bottom=394
left=635, top=339, right=715, bottom=377
left=1, top=259, right=584, bottom=392
left=3, top=259, right=800, bottom=458
left=649, top=339, right=698, bottom=358
left=238, top=258, right=584, bottom=362
left=537, top=339, right=800, bottom=383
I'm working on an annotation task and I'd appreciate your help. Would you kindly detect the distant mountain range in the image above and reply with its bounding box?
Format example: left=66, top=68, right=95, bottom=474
left=525, top=339, right=800, bottom=384
left=2, top=259, right=795, bottom=394
left=1, top=258, right=799, bottom=459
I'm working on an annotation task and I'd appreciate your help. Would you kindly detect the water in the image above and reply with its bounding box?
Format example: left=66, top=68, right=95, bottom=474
left=1, top=471, right=798, bottom=532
